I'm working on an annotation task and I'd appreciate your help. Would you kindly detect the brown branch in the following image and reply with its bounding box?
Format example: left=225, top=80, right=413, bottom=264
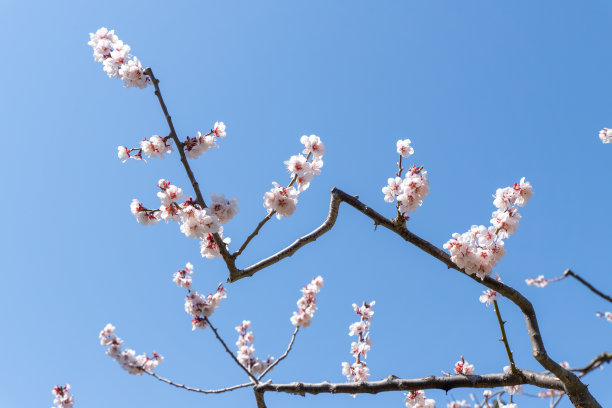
left=493, top=299, right=517, bottom=373
left=258, top=327, right=300, bottom=380
left=228, top=187, right=601, bottom=407
left=233, top=212, right=274, bottom=258
left=254, top=388, right=267, bottom=408
left=206, top=317, right=259, bottom=384
left=145, top=371, right=252, bottom=394
left=254, top=370, right=563, bottom=396
left=571, top=352, right=612, bottom=377
left=144, top=67, right=239, bottom=278
left=563, top=269, right=612, bottom=305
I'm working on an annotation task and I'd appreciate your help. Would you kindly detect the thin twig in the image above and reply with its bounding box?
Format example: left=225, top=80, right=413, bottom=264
left=258, top=326, right=300, bottom=380
left=145, top=371, right=252, bottom=394
left=493, top=299, right=517, bottom=374
left=571, top=352, right=612, bottom=376
left=551, top=394, right=564, bottom=408
left=233, top=212, right=274, bottom=258
left=254, top=370, right=564, bottom=396
left=563, top=269, right=612, bottom=304
left=206, top=317, right=259, bottom=384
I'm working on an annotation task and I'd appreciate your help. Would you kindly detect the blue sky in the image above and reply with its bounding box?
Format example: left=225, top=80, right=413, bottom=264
left=1, top=1, right=611, bottom=407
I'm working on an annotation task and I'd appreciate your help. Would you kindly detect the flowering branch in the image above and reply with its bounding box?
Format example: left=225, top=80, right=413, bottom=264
left=144, top=67, right=239, bottom=278
left=225, top=187, right=600, bottom=407
left=253, top=369, right=564, bottom=396
left=257, top=327, right=299, bottom=380
left=145, top=371, right=253, bottom=394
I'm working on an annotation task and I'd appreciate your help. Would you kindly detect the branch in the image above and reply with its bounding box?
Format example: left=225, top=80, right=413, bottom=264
left=571, top=352, right=612, bottom=377
left=493, top=299, right=517, bottom=373
left=233, top=212, right=274, bottom=258
left=145, top=371, right=252, bottom=394
left=228, top=187, right=601, bottom=407
left=206, top=317, right=259, bottom=384
left=144, top=68, right=239, bottom=278
left=254, top=370, right=563, bottom=396
left=563, top=269, right=612, bottom=305
left=258, top=327, right=299, bottom=380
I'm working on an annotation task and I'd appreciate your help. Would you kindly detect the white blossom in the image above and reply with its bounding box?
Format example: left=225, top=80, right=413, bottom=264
left=397, top=139, right=414, bottom=158
left=599, top=128, right=612, bottom=143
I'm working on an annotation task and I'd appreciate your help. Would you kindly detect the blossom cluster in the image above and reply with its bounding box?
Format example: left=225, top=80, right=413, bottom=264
left=88, top=27, right=150, bottom=89
left=382, top=139, right=429, bottom=219
left=524, top=275, right=549, bottom=288
left=130, top=180, right=237, bottom=259
left=404, top=390, right=436, bottom=408
left=479, top=273, right=502, bottom=306
left=99, top=324, right=163, bottom=375
left=184, top=122, right=227, bottom=159
left=51, top=384, right=74, bottom=408
left=173, top=262, right=227, bottom=330
left=235, top=320, right=274, bottom=375
left=454, top=356, right=475, bottom=375
left=599, top=128, right=612, bottom=144
left=118, top=135, right=174, bottom=162
left=290, top=276, right=324, bottom=328
left=341, top=301, right=375, bottom=382
left=443, top=178, right=533, bottom=279
left=503, top=366, right=523, bottom=395
left=263, top=135, right=325, bottom=219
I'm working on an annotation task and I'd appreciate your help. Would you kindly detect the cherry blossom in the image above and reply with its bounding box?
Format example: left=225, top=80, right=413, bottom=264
left=404, top=390, right=436, bottom=408
left=141, top=135, right=173, bottom=159
left=300, top=134, right=325, bottom=157
left=89, top=28, right=151, bottom=88
left=99, top=323, right=163, bottom=375
left=52, top=384, right=74, bottom=408
left=184, top=131, right=218, bottom=159
left=263, top=183, right=298, bottom=219
left=210, top=193, right=239, bottom=224
left=447, top=400, right=470, bottom=408
left=525, top=275, right=549, bottom=288
left=290, top=276, right=324, bottom=328
left=454, top=356, right=475, bottom=375
left=397, top=139, right=414, bottom=158
left=184, top=286, right=227, bottom=329
left=235, top=320, right=274, bottom=375
left=596, top=311, right=612, bottom=323
left=599, top=128, right=612, bottom=143
left=479, top=289, right=498, bottom=307
left=173, top=262, right=193, bottom=290
left=130, top=199, right=159, bottom=226
left=382, top=177, right=403, bottom=202
left=444, top=179, right=532, bottom=279
left=213, top=121, right=227, bottom=138
left=200, top=228, right=231, bottom=259
left=342, top=300, right=374, bottom=382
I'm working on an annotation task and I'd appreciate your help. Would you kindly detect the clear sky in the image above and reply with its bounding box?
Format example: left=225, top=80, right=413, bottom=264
left=1, top=1, right=611, bottom=407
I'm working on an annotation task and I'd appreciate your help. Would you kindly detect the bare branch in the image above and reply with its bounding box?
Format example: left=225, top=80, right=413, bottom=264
left=563, top=269, right=612, bottom=305
left=233, top=212, right=274, bottom=258
left=493, top=299, right=517, bottom=373
left=254, top=388, right=267, bottom=408
left=254, top=370, right=563, bottom=396
left=571, top=352, right=612, bottom=377
left=206, top=317, right=259, bottom=384
left=258, top=327, right=299, bottom=380
left=145, top=371, right=252, bottom=394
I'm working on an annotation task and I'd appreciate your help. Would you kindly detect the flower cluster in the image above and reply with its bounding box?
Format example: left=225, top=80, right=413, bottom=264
left=443, top=178, right=533, bottom=279
left=130, top=180, right=237, bottom=258
left=538, top=389, right=564, bottom=398
left=404, top=390, right=436, bottom=408
left=599, top=128, right=612, bottom=144
left=454, top=356, right=475, bottom=375
left=117, top=123, right=225, bottom=163
left=479, top=273, right=501, bottom=306
left=342, top=301, right=374, bottom=382
left=447, top=401, right=470, bottom=408
left=235, top=320, right=274, bottom=375
left=290, top=276, right=324, bottom=328
left=174, top=262, right=227, bottom=330
left=596, top=311, right=612, bottom=323
left=382, top=139, right=429, bottom=219
left=525, top=275, right=549, bottom=288
left=99, top=324, right=163, bottom=375
left=185, top=123, right=227, bottom=159
left=88, top=27, right=150, bottom=89
left=503, top=366, right=523, bottom=395
left=263, top=135, right=325, bottom=219
left=51, top=384, right=74, bottom=408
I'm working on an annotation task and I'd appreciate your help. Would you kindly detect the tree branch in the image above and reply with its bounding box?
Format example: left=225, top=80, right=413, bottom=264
left=254, top=370, right=563, bottom=397
left=206, top=317, right=259, bottom=384
left=493, top=299, right=517, bottom=373
left=145, top=371, right=252, bottom=394
left=227, top=187, right=601, bottom=407
left=563, top=269, right=612, bottom=305
left=571, top=352, right=612, bottom=377
left=144, top=68, right=239, bottom=278
left=258, top=327, right=299, bottom=380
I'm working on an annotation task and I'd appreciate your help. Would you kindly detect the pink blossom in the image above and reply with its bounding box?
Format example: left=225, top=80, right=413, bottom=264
left=52, top=384, right=74, bottom=408
left=263, top=182, right=298, bottom=219
left=525, top=275, right=549, bottom=288
left=235, top=320, right=274, bottom=374
left=396, top=139, right=414, bottom=158
left=290, top=276, right=324, bottom=328
left=600, top=128, right=612, bottom=143
left=300, top=134, right=325, bottom=157
left=404, top=390, right=436, bottom=408
left=99, top=324, right=163, bottom=374
left=454, top=356, right=475, bottom=375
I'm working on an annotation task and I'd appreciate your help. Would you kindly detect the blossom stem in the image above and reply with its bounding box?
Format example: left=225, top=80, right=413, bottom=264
left=257, top=326, right=299, bottom=380
left=205, top=317, right=259, bottom=384
left=493, top=299, right=517, bottom=374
